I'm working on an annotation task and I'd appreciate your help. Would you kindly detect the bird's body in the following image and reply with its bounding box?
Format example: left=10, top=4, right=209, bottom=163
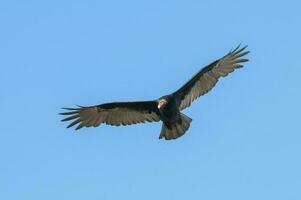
left=157, top=95, right=191, bottom=139
left=60, top=45, right=249, bottom=140
left=158, top=95, right=179, bottom=125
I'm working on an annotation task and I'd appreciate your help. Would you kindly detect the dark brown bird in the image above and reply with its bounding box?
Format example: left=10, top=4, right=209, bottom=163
left=60, top=45, right=249, bottom=140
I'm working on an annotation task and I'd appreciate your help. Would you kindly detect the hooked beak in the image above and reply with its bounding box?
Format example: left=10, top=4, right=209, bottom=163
left=157, top=99, right=167, bottom=109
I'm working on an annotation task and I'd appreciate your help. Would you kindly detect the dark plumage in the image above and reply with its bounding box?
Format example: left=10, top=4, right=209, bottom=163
left=60, top=45, right=249, bottom=140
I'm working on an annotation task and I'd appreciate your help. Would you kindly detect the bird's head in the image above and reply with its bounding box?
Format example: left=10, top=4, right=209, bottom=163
left=157, top=99, right=168, bottom=109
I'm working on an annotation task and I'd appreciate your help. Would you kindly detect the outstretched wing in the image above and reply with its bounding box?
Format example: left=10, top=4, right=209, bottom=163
left=60, top=101, right=161, bottom=130
left=173, top=45, right=249, bottom=110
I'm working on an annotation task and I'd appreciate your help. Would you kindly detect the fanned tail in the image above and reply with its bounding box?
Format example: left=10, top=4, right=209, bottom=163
left=159, top=113, right=192, bottom=140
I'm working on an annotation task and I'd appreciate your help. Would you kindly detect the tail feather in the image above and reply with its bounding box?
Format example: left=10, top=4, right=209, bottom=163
left=159, top=113, right=192, bottom=140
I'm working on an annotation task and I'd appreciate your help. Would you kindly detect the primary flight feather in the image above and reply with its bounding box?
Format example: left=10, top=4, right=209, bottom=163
left=60, top=45, right=249, bottom=140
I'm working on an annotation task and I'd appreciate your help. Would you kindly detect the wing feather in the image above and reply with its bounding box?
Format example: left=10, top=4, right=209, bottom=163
left=60, top=101, right=161, bottom=130
left=174, top=45, right=249, bottom=110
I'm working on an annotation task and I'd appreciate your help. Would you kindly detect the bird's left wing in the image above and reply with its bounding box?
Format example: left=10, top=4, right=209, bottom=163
left=173, top=45, right=249, bottom=110
left=60, top=101, right=161, bottom=130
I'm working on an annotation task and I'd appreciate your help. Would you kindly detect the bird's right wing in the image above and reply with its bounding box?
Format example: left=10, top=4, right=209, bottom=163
left=60, top=101, right=161, bottom=130
left=173, top=45, right=249, bottom=110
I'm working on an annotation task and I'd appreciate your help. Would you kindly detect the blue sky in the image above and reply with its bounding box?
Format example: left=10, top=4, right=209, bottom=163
left=1, top=0, right=300, bottom=199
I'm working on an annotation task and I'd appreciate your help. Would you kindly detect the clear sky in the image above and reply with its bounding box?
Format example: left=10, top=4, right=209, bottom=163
left=1, top=0, right=300, bottom=199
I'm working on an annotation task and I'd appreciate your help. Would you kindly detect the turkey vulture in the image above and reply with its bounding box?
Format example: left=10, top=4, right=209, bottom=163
left=60, top=45, right=249, bottom=140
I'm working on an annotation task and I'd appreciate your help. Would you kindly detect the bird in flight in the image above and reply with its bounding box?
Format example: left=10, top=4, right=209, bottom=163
left=60, top=45, right=249, bottom=140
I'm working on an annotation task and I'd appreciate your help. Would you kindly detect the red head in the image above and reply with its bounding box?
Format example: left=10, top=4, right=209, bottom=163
left=157, top=99, right=167, bottom=109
